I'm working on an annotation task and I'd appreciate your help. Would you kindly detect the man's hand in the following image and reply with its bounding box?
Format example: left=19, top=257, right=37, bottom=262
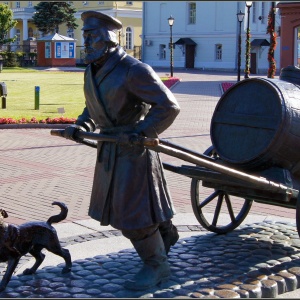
left=117, top=133, right=159, bottom=147
left=117, top=133, right=140, bottom=145
left=63, top=125, right=86, bottom=142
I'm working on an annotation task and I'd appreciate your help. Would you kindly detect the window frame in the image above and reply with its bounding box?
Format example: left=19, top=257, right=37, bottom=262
left=125, top=27, right=133, bottom=50
left=215, top=44, right=222, bottom=61
left=188, top=2, right=196, bottom=25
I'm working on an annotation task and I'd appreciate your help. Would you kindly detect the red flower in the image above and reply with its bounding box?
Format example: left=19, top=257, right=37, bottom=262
left=162, top=77, right=180, bottom=88
left=221, top=82, right=235, bottom=93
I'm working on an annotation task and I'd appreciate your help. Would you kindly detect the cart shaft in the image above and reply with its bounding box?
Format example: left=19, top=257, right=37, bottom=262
left=150, top=143, right=298, bottom=200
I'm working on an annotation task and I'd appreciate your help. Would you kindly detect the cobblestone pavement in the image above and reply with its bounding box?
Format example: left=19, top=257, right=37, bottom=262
left=0, top=68, right=300, bottom=298
left=1, top=220, right=300, bottom=298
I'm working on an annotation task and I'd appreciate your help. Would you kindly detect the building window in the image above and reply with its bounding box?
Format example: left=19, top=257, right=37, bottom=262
left=28, top=27, right=33, bottom=38
left=126, top=27, right=132, bottom=50
left=4, top=2, right=8, bottom=6
left=16, top=29, right=20, bottom=44
left=126, top=1, right=133, bottom=5
left=252, top=2, right=256, bottom=23
left=188, top=2, right=196, bottom=24
left=28, top=1, right=32, bottom=7
left=159, top=44, right=166, bottom=60
left=16, top=1, right=20, bottom=8
left=98, top=1, right=104, bottom=4
left=67, top=27, right=74, bottom=38
left=261, top=2, right=266, bottom=24
left=82, top=1, right=88, bottom=5
left=215, top=44, right=222, bottom=60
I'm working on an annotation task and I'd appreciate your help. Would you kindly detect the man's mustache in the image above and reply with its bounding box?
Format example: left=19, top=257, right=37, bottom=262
left=84, top=47, right=94, bottom=54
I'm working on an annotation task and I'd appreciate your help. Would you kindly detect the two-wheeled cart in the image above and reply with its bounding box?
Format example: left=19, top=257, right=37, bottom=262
left=51, top=76, right=300, bottom=236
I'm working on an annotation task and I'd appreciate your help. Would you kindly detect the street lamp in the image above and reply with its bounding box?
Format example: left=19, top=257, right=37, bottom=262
left=168, top=15, right=175, bottom=77
left=237, top=10, right=245, bottom=82
left=244, top=1, right=252, bottom=78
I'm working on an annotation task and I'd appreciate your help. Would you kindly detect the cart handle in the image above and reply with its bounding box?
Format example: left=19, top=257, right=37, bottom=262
left=50, top=129, right=159, bottom=147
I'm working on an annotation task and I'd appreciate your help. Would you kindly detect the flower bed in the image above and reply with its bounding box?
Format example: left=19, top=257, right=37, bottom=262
left=221, top=82, right=235, bottom=93
left=162, top=77, right=180, bottom=89
left=0, top=116, right=76, bottom=125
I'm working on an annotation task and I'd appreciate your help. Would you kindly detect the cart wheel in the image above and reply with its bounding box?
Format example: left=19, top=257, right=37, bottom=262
left=190, top=145, right=253, bottom=234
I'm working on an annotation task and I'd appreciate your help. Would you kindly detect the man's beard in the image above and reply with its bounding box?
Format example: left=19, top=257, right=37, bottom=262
left=84, top=46, right=108, bottom=64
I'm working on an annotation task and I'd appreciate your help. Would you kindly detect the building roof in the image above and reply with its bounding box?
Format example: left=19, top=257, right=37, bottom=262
left=251, top=39, right=270, bottom=47
left=37, top=33, right=77, bottom=42
left=174, top=38, right=197, bottom=45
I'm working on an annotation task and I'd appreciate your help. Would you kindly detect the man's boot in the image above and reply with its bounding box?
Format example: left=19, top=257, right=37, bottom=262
left=159, top=220, right=179, bottom=254
left=125, top=229, right=170, bottom=291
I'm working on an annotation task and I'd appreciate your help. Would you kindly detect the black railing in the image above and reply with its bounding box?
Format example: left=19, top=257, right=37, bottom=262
left=133, top=46, right=142, bottom=60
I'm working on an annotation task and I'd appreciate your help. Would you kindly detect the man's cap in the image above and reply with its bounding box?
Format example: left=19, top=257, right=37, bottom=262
left=81, top=11, right=122, bottom=31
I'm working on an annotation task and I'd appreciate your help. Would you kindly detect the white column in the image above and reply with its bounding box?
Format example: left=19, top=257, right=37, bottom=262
left=23, top=18, right=28, bottom=41
left=9, top=28, right=15, bottom=39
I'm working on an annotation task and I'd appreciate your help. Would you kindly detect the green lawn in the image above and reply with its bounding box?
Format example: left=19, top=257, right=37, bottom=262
left=0, top=67, right=177, bottom=123
left=0, top=67, right=85, bottom=120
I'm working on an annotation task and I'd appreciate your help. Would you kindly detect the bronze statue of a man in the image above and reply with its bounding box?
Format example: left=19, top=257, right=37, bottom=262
left=65, top=10, right=180, bottom=290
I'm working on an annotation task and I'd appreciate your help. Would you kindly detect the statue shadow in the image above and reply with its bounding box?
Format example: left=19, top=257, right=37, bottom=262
left=1, top=220, right=300, bottom=298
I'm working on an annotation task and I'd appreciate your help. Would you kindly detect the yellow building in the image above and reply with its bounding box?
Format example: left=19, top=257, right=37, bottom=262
left=1, top=1, right=142, bottom=62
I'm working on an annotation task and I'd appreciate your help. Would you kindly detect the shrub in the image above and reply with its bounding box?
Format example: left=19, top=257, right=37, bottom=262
left=1, top=51, right=19, bottom=67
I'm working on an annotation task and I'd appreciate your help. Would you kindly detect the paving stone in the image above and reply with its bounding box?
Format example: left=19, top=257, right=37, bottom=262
left=268, top=275, right=286, bottom=294
left=153, top=290, right=175, bottom=298
left=236, top=289, right=249, bottom=298
left=194, top=288, right=214, bottom=296
left=46, top=292, right=71, bottom=297
left=102, top=283, right=123, bottom=293
left=277, top=271, right=297, bottom=292
left=86, top=288, right=102, bottom=295
left=73, top=293, right=93, bottom=298
left=261, top=279, right=278, bottom=298
left=239, top=284, right=262, bottom=298
left=288, top=266, right=300, bottom=288
left=70, top=279, right=90, bottom=288
left=215, top=283, right=239, bottom=290
left=190, top=292, right=203, bottom=298
left=214, top=289, right=240, bottom=298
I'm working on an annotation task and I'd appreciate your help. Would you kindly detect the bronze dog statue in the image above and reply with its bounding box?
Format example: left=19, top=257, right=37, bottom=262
left=0, top=201, right=72, bottom=291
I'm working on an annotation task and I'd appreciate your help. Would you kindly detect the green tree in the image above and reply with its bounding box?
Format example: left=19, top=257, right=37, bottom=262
left=0, top=3, right=18, bottom=47
left=32, top=2, right=78, bottom=35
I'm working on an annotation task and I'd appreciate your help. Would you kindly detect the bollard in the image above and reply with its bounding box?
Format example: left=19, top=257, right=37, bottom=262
left=2, top=97, right=6, bottom=109
left=35, top=86, right=40, bottom=110
left=0, top=82, right=7, bottom=109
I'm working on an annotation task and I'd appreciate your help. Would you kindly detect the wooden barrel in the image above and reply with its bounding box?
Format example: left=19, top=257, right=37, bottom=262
left=210, top=78, right=300, bottom=176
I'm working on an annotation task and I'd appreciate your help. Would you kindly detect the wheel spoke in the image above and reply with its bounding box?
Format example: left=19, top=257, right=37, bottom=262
left=191, top=146, right=254, bottom=234
left=224, top=194, right=236, bottom=222
left=199, top=190, right=220, bottom=209
left=212, top=193, right=223, bottom=226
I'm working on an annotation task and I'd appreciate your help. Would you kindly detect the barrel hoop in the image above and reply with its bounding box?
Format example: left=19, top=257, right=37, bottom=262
left=213, top=111, right=278, bottom=130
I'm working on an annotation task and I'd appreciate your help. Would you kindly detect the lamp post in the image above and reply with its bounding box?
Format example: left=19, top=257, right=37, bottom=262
left=168, top=15, right=174, bottom=77
left=237, top=10, right=245, bottom=82
left=244, top=1, right=252, bottom=78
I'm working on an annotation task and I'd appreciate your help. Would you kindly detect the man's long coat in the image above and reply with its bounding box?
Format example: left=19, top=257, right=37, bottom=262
left=77, top=46, right=180, bottom=230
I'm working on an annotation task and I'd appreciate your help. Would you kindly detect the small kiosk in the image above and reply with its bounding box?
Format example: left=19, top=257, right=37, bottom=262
left=37, top=33, right=76, bottom=67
